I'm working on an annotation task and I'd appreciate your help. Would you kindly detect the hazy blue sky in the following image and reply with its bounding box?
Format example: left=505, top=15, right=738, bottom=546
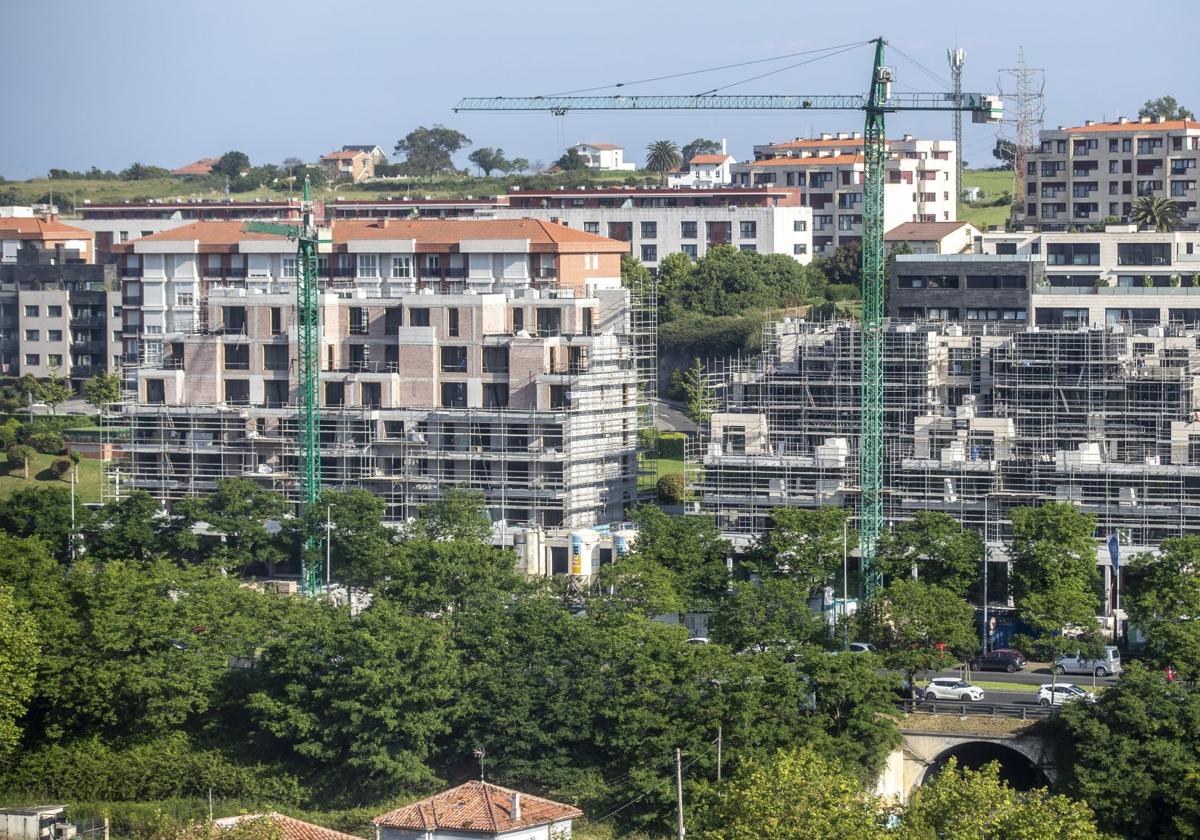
left=4, top=0, right=1198, bottom=179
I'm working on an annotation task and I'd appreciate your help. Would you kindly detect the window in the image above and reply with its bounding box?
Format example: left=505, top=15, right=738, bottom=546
left=793, top=219, right=808, bottom=232
left=793, top=243, right=808, bottom=255
left=441, top=346, right=468, bottom=372
left=47, top=354, right=63, bottom=367
left=24, top=329, right=39, bottom=341
left=640, top=221, right=657, bottom=239
left=357, top=254, right=379, bottom=278
left=482, top=346, right=509, bottom=373
left=536, top=307, right=561, bottom=337
left=640, top=244, right=658, bottom=262
left=409, top=307, right=430, bottom=327
left=47, top=330, right=62, bottom=342
left=145, top=379, right=165, bottom=404
left=740, top=220, right=757, bottom=238
left=549, top=385, right=569, bottom=409
left=224, top=380, right=250, bottom=405
left=512, top=308, right=524, bottom=333
left=270, top=306, right=283, bottom=335
left=1047, top=242, right=1100, bottom=265
left=223, top=306, right=246, bottom=333
left=384, top=308, right=403, bottom=332
left=349, top=307, right=368, bottom=335
left=1110, top=139, right=1120, bottom=153
left=282, top=257, right=297, bottom=278
left=483, top=383, right=509, bottom=408
left=680, top=221, right=697, bottom=239
left=1117, top=243, right=1171, bottom=266
left=837, top=215, right=862, bottom=231
left=447, top=308, right=460, bottom=337
left=964, top=275, right=1027, bottom=289
left=739, top=244, right=757, bottom=252
left=47, top=305, right=62, bottom=317
left=324, top=382, right=344, bottom=407
left=390, top=256, right=411, bottom=278
left=966, top=308, right=1027, bottom=321
left=681, top=244, right=698, bottom=259
left=583, top=222, right=600, bottom=234
left=23, top=305, right=37, bottom=317
left=263, top=344, right=289, bottom=371
left=441, top=381, right=467, bottom=407
left=264, top=380, right=288, bottom=408
left=360, top=382, right=382, bottom=409
left=224, top=344, right=249, bottom=370
left=24, top=354, right=39, bottom=366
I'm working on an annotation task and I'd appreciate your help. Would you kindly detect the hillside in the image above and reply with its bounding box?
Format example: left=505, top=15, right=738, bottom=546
left=958, top=168, right=1014, bottom=230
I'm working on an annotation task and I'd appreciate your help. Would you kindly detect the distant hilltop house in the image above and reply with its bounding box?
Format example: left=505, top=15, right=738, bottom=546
left=668, top=148, right=736, bottom=188
left=343, top=144, right=388, bottom=166
left=322, top=149, right=376, bottom=183
left=373, top=781, right=583, bottom=840
left=569, top=142, right=636, bottom=171
left=171, top=157, right=218, bottom=177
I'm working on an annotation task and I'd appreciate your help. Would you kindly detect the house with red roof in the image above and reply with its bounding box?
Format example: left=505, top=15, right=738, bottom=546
left=212, top=813, right=362, bottom=840
left=322, top=149, right=375, bottom=183
left=668, top=150, right=736, bottom=188
left=172, top=158, right=218, bottom=177
left=373, top=781, right=582, bottom=840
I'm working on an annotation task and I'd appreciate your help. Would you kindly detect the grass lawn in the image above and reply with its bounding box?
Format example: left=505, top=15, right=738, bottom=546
left=958, top=168, right=1015, bottom=231
left=0, top=453, right=104, bottom=503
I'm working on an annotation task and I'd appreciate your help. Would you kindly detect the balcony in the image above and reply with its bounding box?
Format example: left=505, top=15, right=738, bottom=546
left=535, top=267, right=557, bottom=280
left=70, top=316, right=106, bottom=328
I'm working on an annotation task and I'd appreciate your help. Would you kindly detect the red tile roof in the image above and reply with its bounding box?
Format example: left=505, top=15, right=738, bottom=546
left=769, top=137, right=865, bottom=150
left=1057, top=119, right=1200, bottom=134
left=211, top=813, right=360, bottom=840
left=124, top=220, right=295, bottom=244
left=0, top=218, right=93, bottom=240
left=689, top=154, right=733, bottom=165
left=322, top=151, right=367, bottom=161
left=171, top=158, right=218, bottom=176
left=373, top=782, right=582, bottom=833
left=575, top=142, right=622, bottom=150
left=748, top=154, right=864, bottom=167
left=885, top=221, right=976, bottom=241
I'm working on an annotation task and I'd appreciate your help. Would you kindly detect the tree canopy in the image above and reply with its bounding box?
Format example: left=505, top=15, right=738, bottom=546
left=1139, top=95, right=1195, bottom=121
left=393, top=125, right=471, bottom=177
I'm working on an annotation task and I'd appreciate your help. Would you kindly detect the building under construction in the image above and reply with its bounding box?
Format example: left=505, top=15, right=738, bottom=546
left=695, top=319, right=1200, bottom=556
left=105, top=219, right=651, bottom=568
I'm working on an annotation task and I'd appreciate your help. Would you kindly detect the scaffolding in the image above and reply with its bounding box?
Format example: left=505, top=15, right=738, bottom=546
left=692, top=319, right=1200, bottom=549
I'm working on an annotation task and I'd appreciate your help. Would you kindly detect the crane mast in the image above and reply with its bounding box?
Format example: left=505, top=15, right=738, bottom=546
left=460, top=37, right=1003, bottom=596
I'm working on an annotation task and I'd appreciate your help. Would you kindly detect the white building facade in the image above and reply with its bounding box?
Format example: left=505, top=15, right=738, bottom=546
left=569, top=143, right=636, bottom=171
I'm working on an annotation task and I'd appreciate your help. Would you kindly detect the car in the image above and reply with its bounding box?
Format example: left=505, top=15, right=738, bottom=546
left=970, top=648, right=1027, bottom=673
left=1054, top=646, right=1122, bottom=677
left=1038, top=683, right=1096, bottom=707
left=684, top=636, right=710, bottom=645
left=848, top=642, right=877, bottom=654
left=923, top=678, right=985, bottom=702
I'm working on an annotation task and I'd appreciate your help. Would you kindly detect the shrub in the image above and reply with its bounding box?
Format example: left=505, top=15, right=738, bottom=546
left=658, top=432, right=686, bottom=461
left=656, top=473, right=687, bottom=504
left=26, top=430, right=65, bottom=454
left=51, top=458, right=72, bottom=476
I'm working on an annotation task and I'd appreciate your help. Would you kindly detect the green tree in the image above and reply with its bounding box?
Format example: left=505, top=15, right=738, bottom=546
left=295, top=489, right=399, bottom=588
left=211, top=150, right=250, bottom=179
left=897, top=759, right=1102, bottom=839
left=0, top=485, right=77, bottom=561
left=698, top=747, right=886, bottom=840
left=0, top=583, right=38, bottom=759
left=678, top=357, right=716, bottom=424
left=408, top=487, right=492, bottom=543
left=591, top=551, right=684, bottom=619
left=816, top=239, right=864, bottom=286
left=877, top=511, right=982, bottom=597
left=38, top=368, right=72, bottom=415
left=1008, top=503, right=1101, bottom=671
left=681, top=138, right=723, bottom=163
left=628, top=505, right=730, bottom=607
left=6, top=443, right=34, bottom=479
left=1131, top=194, right=1183, bottom=231
left=1053, top=663, right=1200, bottom=839
left=81, top=490, right=195, bottom=563
left=394, top=125, right=471, bottom=178
left=83, top=370, right=122, bottom=409
left=555, top=147, right=588, bottom=171
left=467, top=147, right=511, bottom=176
left=645, top=139, right=682, bottom=185
left=752, top=506, right=853, bottom=592
left=0, top=417, right=22, bottom=448
left=174, top=478, right=287, bottom=572
left=508, top=157, right=530, bottom=173
left=120, top=162, right=170, bottom=180
left=1139, top=95, right=1195, bottom=121
left=861, top=578, right=977, bottom=684
left=1125, top=536, right=1200, bottom=679
left=712, top=577, right=824, bottom=651
left=656, top=472, right=687, bottom=504
left=246, top=597, right=456, bottom=800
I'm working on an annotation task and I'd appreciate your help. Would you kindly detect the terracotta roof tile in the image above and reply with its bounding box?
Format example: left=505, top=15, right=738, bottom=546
left=126, top=220, right=294, bottom=244
left=575, top=142, right=622, bottom=150
left=885, top=221, right=975, bottom=240
left=171, top=158, right=218, bottom=176
left=322, top=151, right=367, bottom=161
left=211, top=813, right=360, bottom=840
left=0, top=218, right=93, bottom=239
left=373, top=782, right=581, bottom=833
left=747, top=154, right=864, bottom=167
left=1056, top=119, right=1200, bottom=134
left=688, top=154, right=733, bottom=165
left=769, top=137, right=865, bottom=150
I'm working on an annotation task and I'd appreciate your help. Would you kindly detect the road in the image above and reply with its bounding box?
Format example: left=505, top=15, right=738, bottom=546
left=921, top=664, right=1114, bottom=708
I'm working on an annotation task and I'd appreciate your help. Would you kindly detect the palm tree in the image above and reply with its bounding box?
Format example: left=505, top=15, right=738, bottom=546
left=645, top=140, right=682, bottom=186
left=1131, top=195, right=1182, bottom=232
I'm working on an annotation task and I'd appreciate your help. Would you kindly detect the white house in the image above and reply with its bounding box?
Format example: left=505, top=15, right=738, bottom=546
left=569, top=143, right=636, bottom=171
left=885, top=221, right=982, bottom=255
left=373, top=781, right=582, bottom=840
left=668, top=153, right=736, bottom=188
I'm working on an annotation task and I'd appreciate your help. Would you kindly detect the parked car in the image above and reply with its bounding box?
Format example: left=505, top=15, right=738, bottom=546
left=848, top=642, right=877, bottom=653
left=684, top=637, right=710, bottom=645
left=970, top=648, right=1027, bottom=673
left=1053, top=646, right=1122, bottom=677
left=923, top=678, right=985, bottom=702
left=1038, top=683, right=1096, bottom=707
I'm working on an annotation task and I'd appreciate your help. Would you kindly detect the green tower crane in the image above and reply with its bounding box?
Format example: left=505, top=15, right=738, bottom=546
left=455, top=37, right=1001, bottom=593
left=243, top=178, right=329, bottom=595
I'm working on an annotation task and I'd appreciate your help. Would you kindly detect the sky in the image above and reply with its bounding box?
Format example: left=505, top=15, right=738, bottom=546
left=3, top=0, right=1199, bottom=180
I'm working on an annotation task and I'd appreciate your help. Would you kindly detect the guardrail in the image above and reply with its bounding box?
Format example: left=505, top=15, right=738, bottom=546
left=896, top=698, right=1054, bottom=720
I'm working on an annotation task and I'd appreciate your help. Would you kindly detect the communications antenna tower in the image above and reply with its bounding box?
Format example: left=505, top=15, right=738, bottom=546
left=455, top=38, right=1002, bottom=594
left=998, top=48, right=1045, bottom=224
left=948, top=48, right=965, bottom=197
left=243, top=178, right=330, bottom=595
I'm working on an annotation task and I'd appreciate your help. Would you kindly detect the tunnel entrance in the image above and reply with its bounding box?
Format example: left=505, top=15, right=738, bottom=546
left=923, top=741, right=1046, bottom=790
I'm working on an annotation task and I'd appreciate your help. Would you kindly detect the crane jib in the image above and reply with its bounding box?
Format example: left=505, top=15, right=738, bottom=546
left=453, top=93, right=994, bottom=113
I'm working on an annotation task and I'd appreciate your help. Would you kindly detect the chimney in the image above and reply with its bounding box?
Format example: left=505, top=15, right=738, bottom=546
left=1084, top=120, right=1095, bottom=127
left=721, top=137, right=727, bottom=154
left=1158, top=116, right=1167, bottom=123
left=820, top=132, right=832, bottom=140
left=1140, top=116, right=1152, bottom=123
left=511, top=793, right=521, bottom=822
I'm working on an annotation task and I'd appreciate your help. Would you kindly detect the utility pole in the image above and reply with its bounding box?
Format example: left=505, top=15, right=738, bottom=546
left=998, top=48, right=1045, bottom=225
left=716, top=727, right=722, bottom=784
left=948, top=48, right=965, bottom=198
left=675, top=748, right=686, bottom=840
left=325, top=502, right=332, bottom=589
left=842, top=516, right=850, bottom=650
left=69, top=466, right=76, bottom=561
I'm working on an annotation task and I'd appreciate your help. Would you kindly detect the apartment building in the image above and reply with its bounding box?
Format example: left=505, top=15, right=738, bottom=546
left=492, top=187, right=813, bottom=266
left=730, top=133, right=958, bottom=255
left=110, top=218, right=643, bottom=536
left=568, top=143, right=636, bottom=171
left=695, top=319, right=1200, bottom=613
left=1025, top=117, right=1200, bottom=229
left=0, top=216, right=94, bottom=265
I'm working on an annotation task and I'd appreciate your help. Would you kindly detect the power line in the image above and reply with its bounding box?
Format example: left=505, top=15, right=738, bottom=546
left=581, top=740, right=719, bottom=831
left=542, top=40, right=874, bottom=97
left=697, top=41, right=872, bottom=96
left=889, top=42, right=952, bottom=89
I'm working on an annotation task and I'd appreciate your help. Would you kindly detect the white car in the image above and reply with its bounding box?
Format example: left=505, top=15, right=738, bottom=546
left=923, top=678, right=985, bottom=702
left=1038, top=683, right=1096, bottom=707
